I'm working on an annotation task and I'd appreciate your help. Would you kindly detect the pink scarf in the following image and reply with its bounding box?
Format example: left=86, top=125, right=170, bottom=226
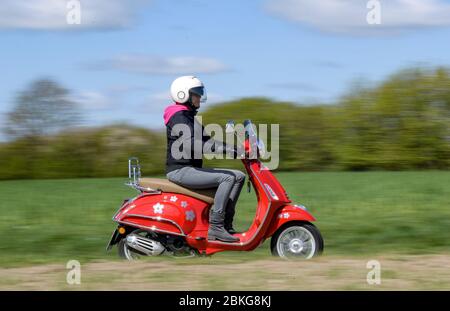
left=163, top=103, right=189, bottom=125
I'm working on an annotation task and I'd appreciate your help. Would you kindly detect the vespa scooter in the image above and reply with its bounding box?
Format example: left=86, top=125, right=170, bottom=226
left=106, top=120, right=324, bottom=260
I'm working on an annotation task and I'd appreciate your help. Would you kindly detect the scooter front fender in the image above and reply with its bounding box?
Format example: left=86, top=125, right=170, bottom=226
left=265, top=204, right=316, bottom=238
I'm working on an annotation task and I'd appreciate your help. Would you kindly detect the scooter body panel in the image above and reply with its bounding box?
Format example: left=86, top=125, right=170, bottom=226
left=114, top=192, right=210, bottom=237
left=202, top=160, right=294, bottom=255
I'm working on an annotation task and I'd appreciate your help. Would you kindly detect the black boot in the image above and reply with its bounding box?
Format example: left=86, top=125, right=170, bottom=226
left=208, top=210, right=239, bottom=243
left=224, top=208, right=239, bottom=234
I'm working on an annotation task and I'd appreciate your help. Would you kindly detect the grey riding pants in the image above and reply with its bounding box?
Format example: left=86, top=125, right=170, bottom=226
left=166, top=167, right=245, bottom=215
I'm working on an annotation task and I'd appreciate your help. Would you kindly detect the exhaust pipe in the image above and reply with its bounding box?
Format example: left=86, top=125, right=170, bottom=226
left=126, top=234, right=165, bottom=256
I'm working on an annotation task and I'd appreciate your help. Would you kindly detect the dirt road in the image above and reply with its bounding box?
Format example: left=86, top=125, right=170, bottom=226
left=1, top=254, right=449, bottom=290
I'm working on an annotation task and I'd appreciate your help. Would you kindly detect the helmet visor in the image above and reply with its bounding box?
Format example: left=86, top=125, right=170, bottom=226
left=189, top=86, right=207, bottom=103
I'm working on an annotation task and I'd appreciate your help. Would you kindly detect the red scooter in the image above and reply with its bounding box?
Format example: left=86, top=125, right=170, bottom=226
left=107, top=120, right=323, bottom=260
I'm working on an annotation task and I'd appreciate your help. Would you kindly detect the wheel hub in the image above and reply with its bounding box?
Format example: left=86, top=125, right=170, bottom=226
left=288, top=238, right=304, bottom=253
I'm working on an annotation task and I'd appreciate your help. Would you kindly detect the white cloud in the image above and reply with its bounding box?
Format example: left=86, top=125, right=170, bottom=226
left=0, top=0, right=151, bottom=30
left=87, top=55, right=228, bottom=75
left=72, top=91, right=111, bottom=110
left=148, top=91, right=173, bottom=107
left=267, top=82, right=322, bottom=92
left=265, top=0, right=450, bottom=34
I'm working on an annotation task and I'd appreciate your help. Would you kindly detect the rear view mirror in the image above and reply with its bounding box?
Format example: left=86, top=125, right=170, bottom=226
left=225, top=120, right=235, bottom=133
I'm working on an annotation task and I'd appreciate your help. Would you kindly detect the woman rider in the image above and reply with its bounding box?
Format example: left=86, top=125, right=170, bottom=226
left=164, top=76, right=245, bottom=243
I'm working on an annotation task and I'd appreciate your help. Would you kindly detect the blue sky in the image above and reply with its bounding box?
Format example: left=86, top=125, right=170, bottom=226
left=1, top=0, right=450, bottom=141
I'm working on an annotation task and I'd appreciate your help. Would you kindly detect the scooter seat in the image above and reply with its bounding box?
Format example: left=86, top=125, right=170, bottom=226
left=138, top=178, right=216, bottom=204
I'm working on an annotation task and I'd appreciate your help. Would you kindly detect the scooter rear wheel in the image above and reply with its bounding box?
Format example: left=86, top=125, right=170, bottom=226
left=271, top=222, right=324, bottom=259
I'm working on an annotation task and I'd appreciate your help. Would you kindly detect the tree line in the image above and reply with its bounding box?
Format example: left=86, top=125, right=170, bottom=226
left=0, top=67, right=449, bottom=179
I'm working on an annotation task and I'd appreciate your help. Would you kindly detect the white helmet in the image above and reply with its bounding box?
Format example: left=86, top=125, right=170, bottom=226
left=170, top=75, right=207, bottom=104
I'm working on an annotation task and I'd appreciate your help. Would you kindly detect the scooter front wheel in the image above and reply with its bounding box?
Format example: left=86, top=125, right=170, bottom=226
left=271, top=222, right=324, bottom=259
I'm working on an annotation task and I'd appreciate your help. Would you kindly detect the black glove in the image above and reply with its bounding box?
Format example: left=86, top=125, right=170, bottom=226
left=232, top=147, right=239, bottom=159
left=225, top=145, right=239, bottom=159
left=213, top=141, right=239, bottom=159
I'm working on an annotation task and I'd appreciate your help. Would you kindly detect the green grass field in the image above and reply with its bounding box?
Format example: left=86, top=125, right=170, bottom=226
left=0, top=171, right=449, bottom=267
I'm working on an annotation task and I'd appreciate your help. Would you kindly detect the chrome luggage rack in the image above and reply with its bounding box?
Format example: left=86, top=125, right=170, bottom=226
left=125, top=157, right=160, bottom=194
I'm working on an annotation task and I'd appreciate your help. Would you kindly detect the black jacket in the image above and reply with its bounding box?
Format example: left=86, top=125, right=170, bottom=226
left=165, top=105, right=235, bottom=174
